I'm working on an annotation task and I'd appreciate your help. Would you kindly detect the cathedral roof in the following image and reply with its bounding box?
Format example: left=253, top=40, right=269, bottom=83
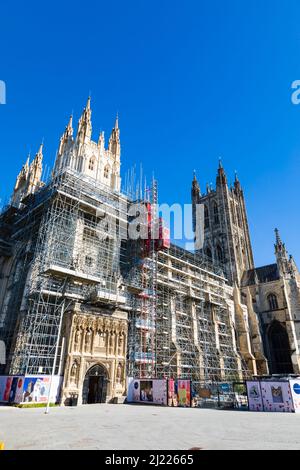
left=241, top=263, right=279, bottom=286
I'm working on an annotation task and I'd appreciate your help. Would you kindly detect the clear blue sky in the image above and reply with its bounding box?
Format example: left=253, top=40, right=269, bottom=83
left=0, top=0, right=299, bottom=267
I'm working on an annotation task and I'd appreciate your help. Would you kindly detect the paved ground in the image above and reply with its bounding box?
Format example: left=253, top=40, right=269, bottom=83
left=0, top=404, right=300, bottom=450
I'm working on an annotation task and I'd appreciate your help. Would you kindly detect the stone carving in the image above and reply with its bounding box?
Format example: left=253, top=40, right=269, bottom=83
left=70, top=360, right=79, bottom=384
left=118, top=333, right=123, bottom=356
left=116, top=362, right=123, bottom=383
left=85, top=329, right=92, bottom=352
left=74, top=328, right=81, bottom=351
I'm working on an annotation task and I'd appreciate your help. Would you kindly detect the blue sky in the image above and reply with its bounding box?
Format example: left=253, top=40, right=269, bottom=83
left=0, top=0, right=299, bottom=267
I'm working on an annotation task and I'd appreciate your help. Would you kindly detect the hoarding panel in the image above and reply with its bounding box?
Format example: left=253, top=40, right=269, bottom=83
left=289, top=379, right=300, bottom=413
left=177, top=380, right=191, bottom=407
left=127, top=378, right=167, bottom=405
left=246, top=381, right=263, bottom=411
left=261, top=381, right=294, bottom=413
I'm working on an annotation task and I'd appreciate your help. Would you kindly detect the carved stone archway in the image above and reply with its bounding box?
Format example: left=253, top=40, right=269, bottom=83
left=82, top=363, right=109, bottom=404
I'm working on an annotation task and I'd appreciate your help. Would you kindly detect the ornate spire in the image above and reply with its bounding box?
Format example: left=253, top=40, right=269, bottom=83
left=25, top=154, right=30, bottom=170
left=30, top=143, right=43, bottom=182
left=86, top=95, right=91, bottom=112
left=216, top=157, right=227, bottom=187
left=98, top=130, right=105, bottom=149
left=274, top=230, right=299, bottom=278
left=77, top=96, right=92, bottom=143
left=65, top=115, right=73, bottom=138
left=58, top=115, right=74, bottom=156
left=108, top=113, right=121, bottom=159
left=234, top=170, right=241, bottom=191
left=36, top=143, right=43, bottom=160
left=192, top=170, right=201, bottom=196
left=274, top=228, right=285, bottom=252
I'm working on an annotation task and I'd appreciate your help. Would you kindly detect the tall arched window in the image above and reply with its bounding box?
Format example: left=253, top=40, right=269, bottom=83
left=205, top=246, right=212, bottom=260
left=88, top=157, right=95, bottom=171
left=268, top=293, right=278, bottom=310
left=268, top=321, right=293, bottom=374
left=204, top=205, right=210, bottom=229
left=237, top=207, right=243, bottom=228
left=216, top=244, right=224, bottom=264
left=104, top=165, right=110, bottom=179
left=231, top=201, right=236, bottom=225
left=213, top=201, right=219, bottom=225
left=77, top=155, right=84, bottom=172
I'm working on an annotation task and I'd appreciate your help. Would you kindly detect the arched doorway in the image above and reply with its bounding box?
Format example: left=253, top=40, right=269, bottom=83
left=267, top=321, right=293, bottom=374
left=82, top=364, right=108, bottom=404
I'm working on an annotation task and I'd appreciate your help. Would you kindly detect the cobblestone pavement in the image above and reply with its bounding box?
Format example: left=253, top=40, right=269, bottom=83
left=0, top=404, right=300, bottom=450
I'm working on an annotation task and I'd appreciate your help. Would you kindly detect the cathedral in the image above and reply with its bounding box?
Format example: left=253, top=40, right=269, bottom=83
left=0, top=98, right=299, bottom=405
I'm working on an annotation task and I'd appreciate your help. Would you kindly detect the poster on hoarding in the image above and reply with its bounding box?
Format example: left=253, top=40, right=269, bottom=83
left=0, top=376, right=24, bottom=403
left=127, top=378, right=167, bottom=405
left=22, top=376, right=50, bottom=403
left=260, top=381, right=294, bottom=412
left=14, top=377, right=24, bottom=403
left=167, top=379, right=178, bottom=407
left=1, top=377, right=13, bottom=402
left=22, top=376, right=62, bottom=404
left=140, top=380, right=153, bottom=402
left=246, top=381, right=263, bottom=411
left=127, top=378, right=140, bottom=402
left=0, top=376, right=8, bottom=402
left=289, top=380, right=300, bottom=413
left=177, top=380, right=191, bottom=407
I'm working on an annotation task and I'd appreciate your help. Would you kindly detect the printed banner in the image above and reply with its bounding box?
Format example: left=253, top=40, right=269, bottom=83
left=289, top=379, right=300, bottom=413
left=127, top=378, right=167, bottom=405
left=177, top=379, right=191, bottom=407
left=261, top=381, right=294, bottom=412
left=246, top=381, right=263, bottom=411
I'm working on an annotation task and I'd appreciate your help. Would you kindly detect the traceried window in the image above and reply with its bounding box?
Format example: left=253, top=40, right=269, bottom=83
left=204, top=205, right=210, bottom=229
left=237, top=207, right=243, bottom=228
left=216, top=244, right=224, bottom=264
left=85, top=256, right=94, bottom=269
left=205, top=246, right=212, bottom=260
left=213, top=201, right=219, bottom=225
left=104, top=165, right=110, bottom=179
left=231, top=201, right=236, bottom=225
left=77, top=155, right=84, bottom=172
left=268, top=293, right=278, bottom=311
left=88, top=157, right=95, bottom=171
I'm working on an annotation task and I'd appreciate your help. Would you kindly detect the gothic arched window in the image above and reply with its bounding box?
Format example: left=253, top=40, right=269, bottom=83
left=205, top=246, right=212, bottom=260
left=104, top=165, right=110, bottom=179
left=231, top=201, right=236, bottom=225
left=213, top=201, right=219, bottom=225
left=237, top=207, right=243, bottom=228
left=268, top=293, right=278, bottom=311
left=204, top=205, right=210, bottom=229
left=88, top=157, right=95, bottom=171
left=216, top=244, right=224, bottom=264
left=267, top=321, right=293, bottom=374
left=77, top=155, right=84, bottom=172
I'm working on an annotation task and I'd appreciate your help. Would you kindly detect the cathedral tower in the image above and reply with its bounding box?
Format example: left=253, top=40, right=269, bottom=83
left=53, top=98, right=121, bottom=192
left=192, top=161, right=254, bottom=285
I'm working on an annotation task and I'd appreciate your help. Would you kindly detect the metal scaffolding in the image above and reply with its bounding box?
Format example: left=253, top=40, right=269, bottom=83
left=1, top=166, right=251, bottom=387
left=4, top=168, right=128, bottom=375
left=154, top=244, right=251, bottom=388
